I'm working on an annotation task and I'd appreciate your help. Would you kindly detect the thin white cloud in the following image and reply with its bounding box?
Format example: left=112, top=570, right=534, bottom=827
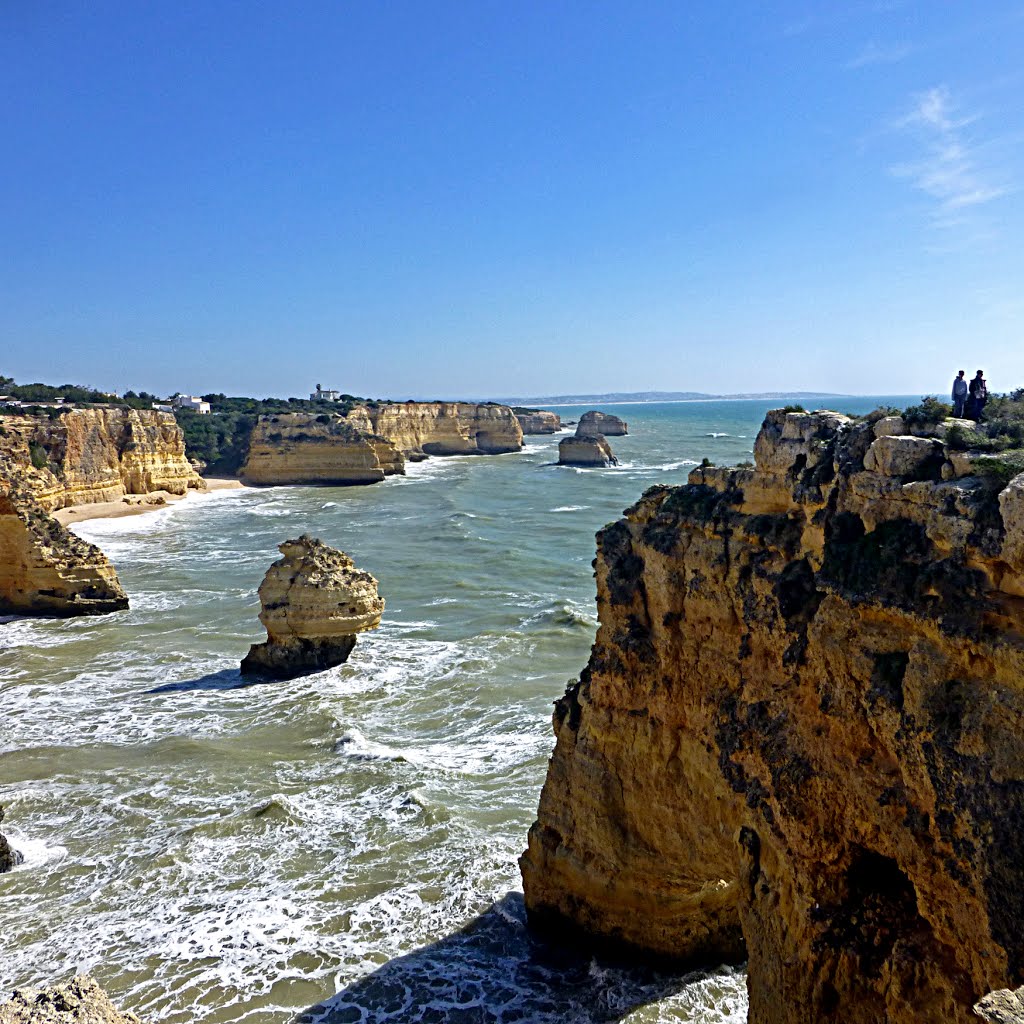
left=846, top=40, right=913, bottom=69
left=890, top=86, right=1010, bottom=227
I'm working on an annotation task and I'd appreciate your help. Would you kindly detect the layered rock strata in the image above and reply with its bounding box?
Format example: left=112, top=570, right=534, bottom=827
left=344, top=402, right=523, bottom=458
left=558, top=434, right=617, bottom=467
left=0, top=461, right=128, bottom=617
left=0, top=408, right=202, bottom=511
left=522, top=409, right=1024, bottom=1024
left=577, top=410, right=628, bottom=436
left=516, top=410, right=562, bottom=435
left=240, top=415, right=404, bottom=486
left=241, top=535, right=384, bottom=678
left=0, top=976, right=141, bottom=1024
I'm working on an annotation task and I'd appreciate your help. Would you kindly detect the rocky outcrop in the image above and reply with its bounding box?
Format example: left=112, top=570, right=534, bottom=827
left=515, top=410, right=562, bottom=435
left=0, top=408, right=202, bottom=511
left=976, top=987, right=1024, bottom=1023
left=522, top=408, right=1024, bottom=1024
left=0, top=976, right=140, bottom=1024
left=577, top=410, right=627, bottom=436
left=241, top=535, right=384, bottom=678
left=240, top=414, right=405, bottom=486
left=344, top=402, right=523, bottom=458
left=558, top=434, right=617, bottom=467
left=0, top=808, right=23, bottom=873
left=0, top=461, right=128, bottom=617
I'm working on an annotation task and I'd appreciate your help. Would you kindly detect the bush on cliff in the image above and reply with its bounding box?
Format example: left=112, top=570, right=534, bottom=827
left=903, top=396, right=952, bottom=426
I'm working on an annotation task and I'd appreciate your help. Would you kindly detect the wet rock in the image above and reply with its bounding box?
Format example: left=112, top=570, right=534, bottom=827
left=241, top=535, right=383, bottom=679
left=0, top=976, right=140, bottom=1024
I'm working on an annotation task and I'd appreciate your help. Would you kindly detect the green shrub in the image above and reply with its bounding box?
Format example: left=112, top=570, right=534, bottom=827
left=28, top=442, right=48, bottom=470
left=903, top=396, right=952, bottom=427
left=780, top=404, right=806, bottom=414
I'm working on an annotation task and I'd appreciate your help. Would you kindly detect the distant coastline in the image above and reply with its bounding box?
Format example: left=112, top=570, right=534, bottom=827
left=489, top=390, right=859, bottom=407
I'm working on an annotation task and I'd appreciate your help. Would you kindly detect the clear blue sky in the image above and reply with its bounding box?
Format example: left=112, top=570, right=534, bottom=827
left=2, top=2, right=1023, bottom=399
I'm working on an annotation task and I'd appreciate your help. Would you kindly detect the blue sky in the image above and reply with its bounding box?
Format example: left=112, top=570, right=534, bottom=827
left=2, top=2, right=1023, bottom=399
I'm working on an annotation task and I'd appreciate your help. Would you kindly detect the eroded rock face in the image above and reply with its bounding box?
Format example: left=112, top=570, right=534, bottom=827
left=516, top=410, right=562, bottom=434
left=0, top=807, right=24, bottom=874
left=344, top=402, right=523, bottom=457
left=577, top=411, right=628, bottom=436
left=0, top=408, right=203, bottom=511
left=0, top=976, right=140, bottom=1024
left=558, top=434, right=617, bottom=467
left=976, top=987, right=1024, bottom=1024
left=0, top=461, right=128, bottom=617
left=241, top=535, right=383, bottom=678
left=241, top=414, right=405, bottom=486
left=522, top=408, right=1024, bottom=1024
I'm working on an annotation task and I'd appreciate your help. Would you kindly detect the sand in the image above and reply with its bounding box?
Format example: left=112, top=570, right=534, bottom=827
left=52, top=478, right=246, bottom=526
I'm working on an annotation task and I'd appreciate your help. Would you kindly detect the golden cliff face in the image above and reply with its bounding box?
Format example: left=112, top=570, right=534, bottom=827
left=240, top=414, right=405, bottom=485
left=516, top=411, right=562, bottom=435
left=0, top=408, right=202, bottom=510
left=522, top=409, right=1024, bottom=1024
left=343, top=402, right=523, bottom=458
left=0, top=460, right=127, bottom=616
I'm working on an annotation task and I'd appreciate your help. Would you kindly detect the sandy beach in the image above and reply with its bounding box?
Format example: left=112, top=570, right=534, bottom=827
left=53, top=477, right=246, bottom=526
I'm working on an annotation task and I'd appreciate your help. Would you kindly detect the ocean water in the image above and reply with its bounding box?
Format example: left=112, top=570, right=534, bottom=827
left=0, top=398, right=913, bottom=1023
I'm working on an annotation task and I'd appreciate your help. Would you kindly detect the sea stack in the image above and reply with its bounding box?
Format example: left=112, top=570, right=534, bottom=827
left=523, top=407, right=1024, bottom=1024
left=0, top=808, right=23, bottom=874
left=558, top=434, right=617, bottom=467
left=577, top=410, right=627, bottom=436
left=515, top=410, right=562, bottom=435
left=241, top=535, right=384, bottom=679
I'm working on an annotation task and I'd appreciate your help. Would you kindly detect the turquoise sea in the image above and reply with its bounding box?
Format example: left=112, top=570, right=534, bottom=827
left=0, top=398, right=915, bottom=1024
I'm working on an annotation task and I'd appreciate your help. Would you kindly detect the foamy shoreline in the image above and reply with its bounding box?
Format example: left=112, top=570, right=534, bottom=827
left=53, top=477, right=246, bottom=526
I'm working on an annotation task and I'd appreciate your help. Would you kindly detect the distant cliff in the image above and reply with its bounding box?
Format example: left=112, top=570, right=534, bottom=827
left=0, top=458, right=127, bottom=616
left=522, top=409, right=1024, bottom=1024
left=0, top=407, right=202, bottom=510
left=515, top=410, right=562, bottom=435
left=240, top=414, right=404, bottom=485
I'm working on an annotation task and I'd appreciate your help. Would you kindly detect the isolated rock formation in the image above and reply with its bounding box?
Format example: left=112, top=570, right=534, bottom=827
left=0, top=461, right=128, bottom=617
left=0, top=976, right=140, bottom=1024
left=558, top=434, right=617, bottom=467
left=515, top=410, right=562, bottom=434
left=577, top=410, right=628, bottom=436
left=241, top=414, right=404, bottom=485
left=522, top=408, right=1024, bottom=1024
left=0, top=807, right=23, bottom=873
left=241, top=535, right=384, bottom=678
left=345, top=401, right=523, bottom=457
left=0, top=408, right=202, bottom=511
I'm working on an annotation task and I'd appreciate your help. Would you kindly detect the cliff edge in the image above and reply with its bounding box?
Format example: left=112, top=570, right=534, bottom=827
left=521, top=408, right=1024, bottom=1024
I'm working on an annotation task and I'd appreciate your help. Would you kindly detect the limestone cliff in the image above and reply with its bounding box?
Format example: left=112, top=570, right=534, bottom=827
left=516, top=410, right=562, bottom=435
left=577, top=410, right=628, bottom=436
left=0, top=408, right=202, bottom=511
left=241, top=535, right=384, bottom=678
left=522, top=409, right=1024, bottom=1024
left=558, top=434, right=618, bottom=467
left=344, top=402, right=523, bottom=457
left=0, top=460, right=128, bottom=617
left=240, top=414, right=405, bottom=486
left=0, top=976, right=141, bottom=1024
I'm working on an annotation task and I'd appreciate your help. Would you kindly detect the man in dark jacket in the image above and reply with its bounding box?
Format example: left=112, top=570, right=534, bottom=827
left=966, top=370, right=988, bottom=420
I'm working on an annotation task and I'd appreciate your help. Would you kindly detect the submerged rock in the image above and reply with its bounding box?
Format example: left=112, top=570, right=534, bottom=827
left=577, top=410, right=627, bottom=436
left=241, top=535, right=383, bottom=679
left=0, top=807, right=23, bottom=874
left=558, top=434, right=617, bottom=467
left=0, top=976, right=140, bottom=1024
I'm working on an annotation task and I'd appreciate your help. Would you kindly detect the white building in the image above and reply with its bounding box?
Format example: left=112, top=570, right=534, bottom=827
left=172, top=395, right=211, bottom=414
left=311, top=384, right=342, bottom=402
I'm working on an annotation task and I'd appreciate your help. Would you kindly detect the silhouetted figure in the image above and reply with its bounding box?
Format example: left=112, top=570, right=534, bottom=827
left=952, top=370, right=968, bottom=418
left=966, top=370, right=988, bottom=421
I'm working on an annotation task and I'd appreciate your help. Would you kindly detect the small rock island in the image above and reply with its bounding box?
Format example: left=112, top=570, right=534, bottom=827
left=577, top=410, right=628, bottom=436
left=558, top=434, right=618, bottom=467
left=241, top=535, right=384, bottom=679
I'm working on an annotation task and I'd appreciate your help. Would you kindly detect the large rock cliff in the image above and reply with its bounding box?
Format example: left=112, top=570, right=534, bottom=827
left=0, top=460, right=128, bottom=617
left=344, top=402, right=523, bottom=458
left=522, top=409, right=1024, bottom=1024
left=240, top=414, right=404, bottom=486
left=0, top=408, right=202, bottom=511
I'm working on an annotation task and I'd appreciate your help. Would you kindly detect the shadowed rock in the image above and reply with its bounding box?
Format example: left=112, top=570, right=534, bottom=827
left=240, top=535, right=383, bottom=679
left=0, top=807, right=23, bottom=874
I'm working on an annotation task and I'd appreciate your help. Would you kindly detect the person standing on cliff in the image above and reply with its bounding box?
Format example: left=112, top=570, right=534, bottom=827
left=966, top=370, right=988, bottom=420
left=952, top=370, right=968, bottom=417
